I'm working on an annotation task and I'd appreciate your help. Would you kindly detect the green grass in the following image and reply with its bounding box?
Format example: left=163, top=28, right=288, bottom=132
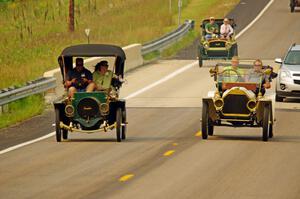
left=161, top=30, right=198, bottom=58
left=143, top=50, right=161, bottom=61
left=0, top=94, right=45, bottom=129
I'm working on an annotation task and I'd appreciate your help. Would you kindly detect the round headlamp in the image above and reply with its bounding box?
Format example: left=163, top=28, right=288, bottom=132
left=65, top=105, right=74, bottom=117
left=247, top=100, right=256, bottom=111
left=100, top=103, right=109, bottom=114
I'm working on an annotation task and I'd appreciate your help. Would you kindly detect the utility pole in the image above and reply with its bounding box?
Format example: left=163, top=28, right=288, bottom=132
left=169, top=0, right=172, bottom=14
left=178, top=0, right=182, bottom=26
left=69, top=0, right=75, bottom=32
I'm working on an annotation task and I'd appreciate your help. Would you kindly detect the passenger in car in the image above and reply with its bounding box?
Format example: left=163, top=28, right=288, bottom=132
left=247, top=59, right=271, bottom=95
left=205, top=17, right=219, bottom=40
left=92, top=61, right=114, bottom=91
left=65, top=58, right=94, bottom=98
left=220, top=18, right=234, bottom=39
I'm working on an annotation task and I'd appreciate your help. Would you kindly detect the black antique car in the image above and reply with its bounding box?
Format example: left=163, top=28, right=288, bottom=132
left=54, top=44, right=127, bottom=142
left=290, top=0, right=300, bottom=12
left=198, top=18, right=238, bottom=67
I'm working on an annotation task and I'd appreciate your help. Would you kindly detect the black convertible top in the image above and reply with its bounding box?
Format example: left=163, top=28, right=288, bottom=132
left=59, top=44, right=126, bottom=60
left=58, top=44, right=126, bottom=81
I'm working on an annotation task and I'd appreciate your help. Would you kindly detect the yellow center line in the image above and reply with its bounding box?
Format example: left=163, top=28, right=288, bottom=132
left=163, top=150, right=175, bottom=157
left=195, top=131, right=202, bottom=137
left=172, top=143, right=178, bottom=146
left=119, top=174, right=134, bottom=182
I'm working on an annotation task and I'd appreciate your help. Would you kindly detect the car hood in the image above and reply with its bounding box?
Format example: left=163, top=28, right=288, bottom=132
left=282, top=64, right=300, bottom=72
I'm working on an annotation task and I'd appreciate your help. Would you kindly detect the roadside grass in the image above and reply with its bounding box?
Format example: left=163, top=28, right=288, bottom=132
left=0, top=0, right=238, bottom=129
left=161, top=30, right=198, bottom=58
left=0, top=94, right=45, bottom=129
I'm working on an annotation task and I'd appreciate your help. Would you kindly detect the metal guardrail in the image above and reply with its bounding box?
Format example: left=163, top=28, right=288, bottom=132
left=0, top=77, right=56, bottom=106
left=141, top=19, right=194, bottom=55
left=0, top=19, right=194, bottom=106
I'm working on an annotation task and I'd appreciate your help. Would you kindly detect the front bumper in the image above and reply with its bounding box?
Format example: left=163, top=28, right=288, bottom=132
left=276, top=78, right=300, bottom=98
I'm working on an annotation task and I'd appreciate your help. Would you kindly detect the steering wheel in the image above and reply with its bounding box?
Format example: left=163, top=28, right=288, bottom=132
left=221, top=68, right=241, bottom=82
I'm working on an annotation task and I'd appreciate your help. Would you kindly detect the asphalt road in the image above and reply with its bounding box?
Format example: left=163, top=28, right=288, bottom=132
left=1, top=0, right=300, bottom=198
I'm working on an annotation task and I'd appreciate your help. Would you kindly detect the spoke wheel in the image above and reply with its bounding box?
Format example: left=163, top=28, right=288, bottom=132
left=208, top=119, right=214, bottom=136
left=262, top=104, right=270, bottom=142
left=116, top=108, right=122, bottom=142
left=121, top=109, right=127, bottom=140
left=201, top=102, right=209, bottom=139
left=55, top=109, right=62, bottom=142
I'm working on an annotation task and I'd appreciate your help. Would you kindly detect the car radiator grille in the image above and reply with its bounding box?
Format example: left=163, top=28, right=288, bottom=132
left=209, top=42, right=226, bottom=48
left=207, top=50, right=228, bottom=57
left=293, top=74, right=300, bottom=77
left=294, top=80, right=300, bottom=85
left=77, top=98, right=100, bottom=119
left=222, top=94, right=250, bottom=115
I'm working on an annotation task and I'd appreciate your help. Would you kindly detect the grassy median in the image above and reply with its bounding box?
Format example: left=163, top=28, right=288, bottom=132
left=0, top=0, right=238, bottom=128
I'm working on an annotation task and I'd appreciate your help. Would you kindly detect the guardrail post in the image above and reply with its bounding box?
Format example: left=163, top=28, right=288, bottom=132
left=0, top=104, right=9, bottom=116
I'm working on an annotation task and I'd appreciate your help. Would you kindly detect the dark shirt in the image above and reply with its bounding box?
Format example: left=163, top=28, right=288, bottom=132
left=66, top=67, right=93, bottom=89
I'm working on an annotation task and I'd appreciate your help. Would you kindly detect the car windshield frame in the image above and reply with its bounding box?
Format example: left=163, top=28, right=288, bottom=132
left=217, top=68, right=264, bottom=84
left=284, top=50, right=300, bottom=65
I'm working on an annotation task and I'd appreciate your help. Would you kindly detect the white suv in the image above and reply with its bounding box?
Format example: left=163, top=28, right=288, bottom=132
left=275, top=43, right=300, bottom=102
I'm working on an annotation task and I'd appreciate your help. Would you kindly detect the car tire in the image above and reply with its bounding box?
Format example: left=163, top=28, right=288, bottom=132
left=208, top=119, right=214, bottom=136
left=269, top=123, right=273, bottom=138
left=290, top=5, right=295, bottom=12
left=198, top=45, right=204, bottom=67
left=275, top=94, right=284, bottom=102
left=201, top=101, right=209, bottom=139
left=232, top=44, right=238, bottom=56
left=198, top=55, right=203, bottom=67
left=116, top=108, right=122, bottom=142
left=121, top=109, right=127, bottom=140
left=55, top=109, right=62, bottom=142
left=262, top=104, right=270, bottom=142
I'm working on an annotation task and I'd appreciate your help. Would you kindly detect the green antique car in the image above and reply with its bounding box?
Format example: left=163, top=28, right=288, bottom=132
left=54, top=44, right=127, bottom=142
left=198, top=18, right=238, bottom=67
left=202, top=65, right=275, bottom=141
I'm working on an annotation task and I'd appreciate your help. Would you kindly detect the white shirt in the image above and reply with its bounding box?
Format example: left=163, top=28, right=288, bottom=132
left=220, top=24, right=233, bottom=36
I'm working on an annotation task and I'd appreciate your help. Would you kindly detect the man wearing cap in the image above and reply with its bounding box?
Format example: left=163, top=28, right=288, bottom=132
left=220, top=18, right=234, bottom=39
left=205, top=17, right=219, bottom=40
left=93, top=60, right=114, bottom=91
left=65, top=58, right=94, bottom=98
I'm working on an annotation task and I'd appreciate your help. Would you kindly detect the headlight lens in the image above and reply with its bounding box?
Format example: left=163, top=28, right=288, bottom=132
left=280, top=70, right=291, bottom=80
left=214, top=98, right=224, bottom=110
left=225, top=42, right=231, bottom=48
left=65, top=105, right=74, bottom=117
left=100, top=103, right=109, bottom=115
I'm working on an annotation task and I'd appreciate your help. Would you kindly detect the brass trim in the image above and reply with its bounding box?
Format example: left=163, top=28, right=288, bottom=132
left=60, top=122, right=116, bottom=133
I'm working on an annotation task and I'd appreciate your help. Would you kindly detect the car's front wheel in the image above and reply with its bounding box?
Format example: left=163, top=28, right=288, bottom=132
left=262, top=104, right=271, bottom=142
left=55, top=109, right=62, bottom=142
left=121, top=109, right=127, bottom=140
left=201, top=101, right=209, bottom=139
left=116, top=108, right=122, bottom=142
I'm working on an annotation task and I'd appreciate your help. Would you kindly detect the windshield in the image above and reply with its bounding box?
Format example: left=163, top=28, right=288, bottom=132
left=284, top=50, right=300, bottom=65
left=217, top=68, right=264, bottom=84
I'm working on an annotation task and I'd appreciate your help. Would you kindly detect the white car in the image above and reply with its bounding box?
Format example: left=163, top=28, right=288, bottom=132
left=275, top=43, right=300, bottom=102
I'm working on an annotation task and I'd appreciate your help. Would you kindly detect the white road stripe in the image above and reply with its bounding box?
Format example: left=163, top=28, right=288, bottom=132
left=0, top=132, right=55, bottom=155
left=236, top=0, right=274, bottom=39
left=0, top=1, right=275, bottom=155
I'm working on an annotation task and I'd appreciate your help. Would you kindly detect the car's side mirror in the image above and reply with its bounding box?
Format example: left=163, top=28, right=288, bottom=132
left=275, top=58, right=282, bottom=64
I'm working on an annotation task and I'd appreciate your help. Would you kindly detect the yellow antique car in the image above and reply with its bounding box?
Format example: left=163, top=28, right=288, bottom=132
left=202, top=65, right=275, bottom=141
